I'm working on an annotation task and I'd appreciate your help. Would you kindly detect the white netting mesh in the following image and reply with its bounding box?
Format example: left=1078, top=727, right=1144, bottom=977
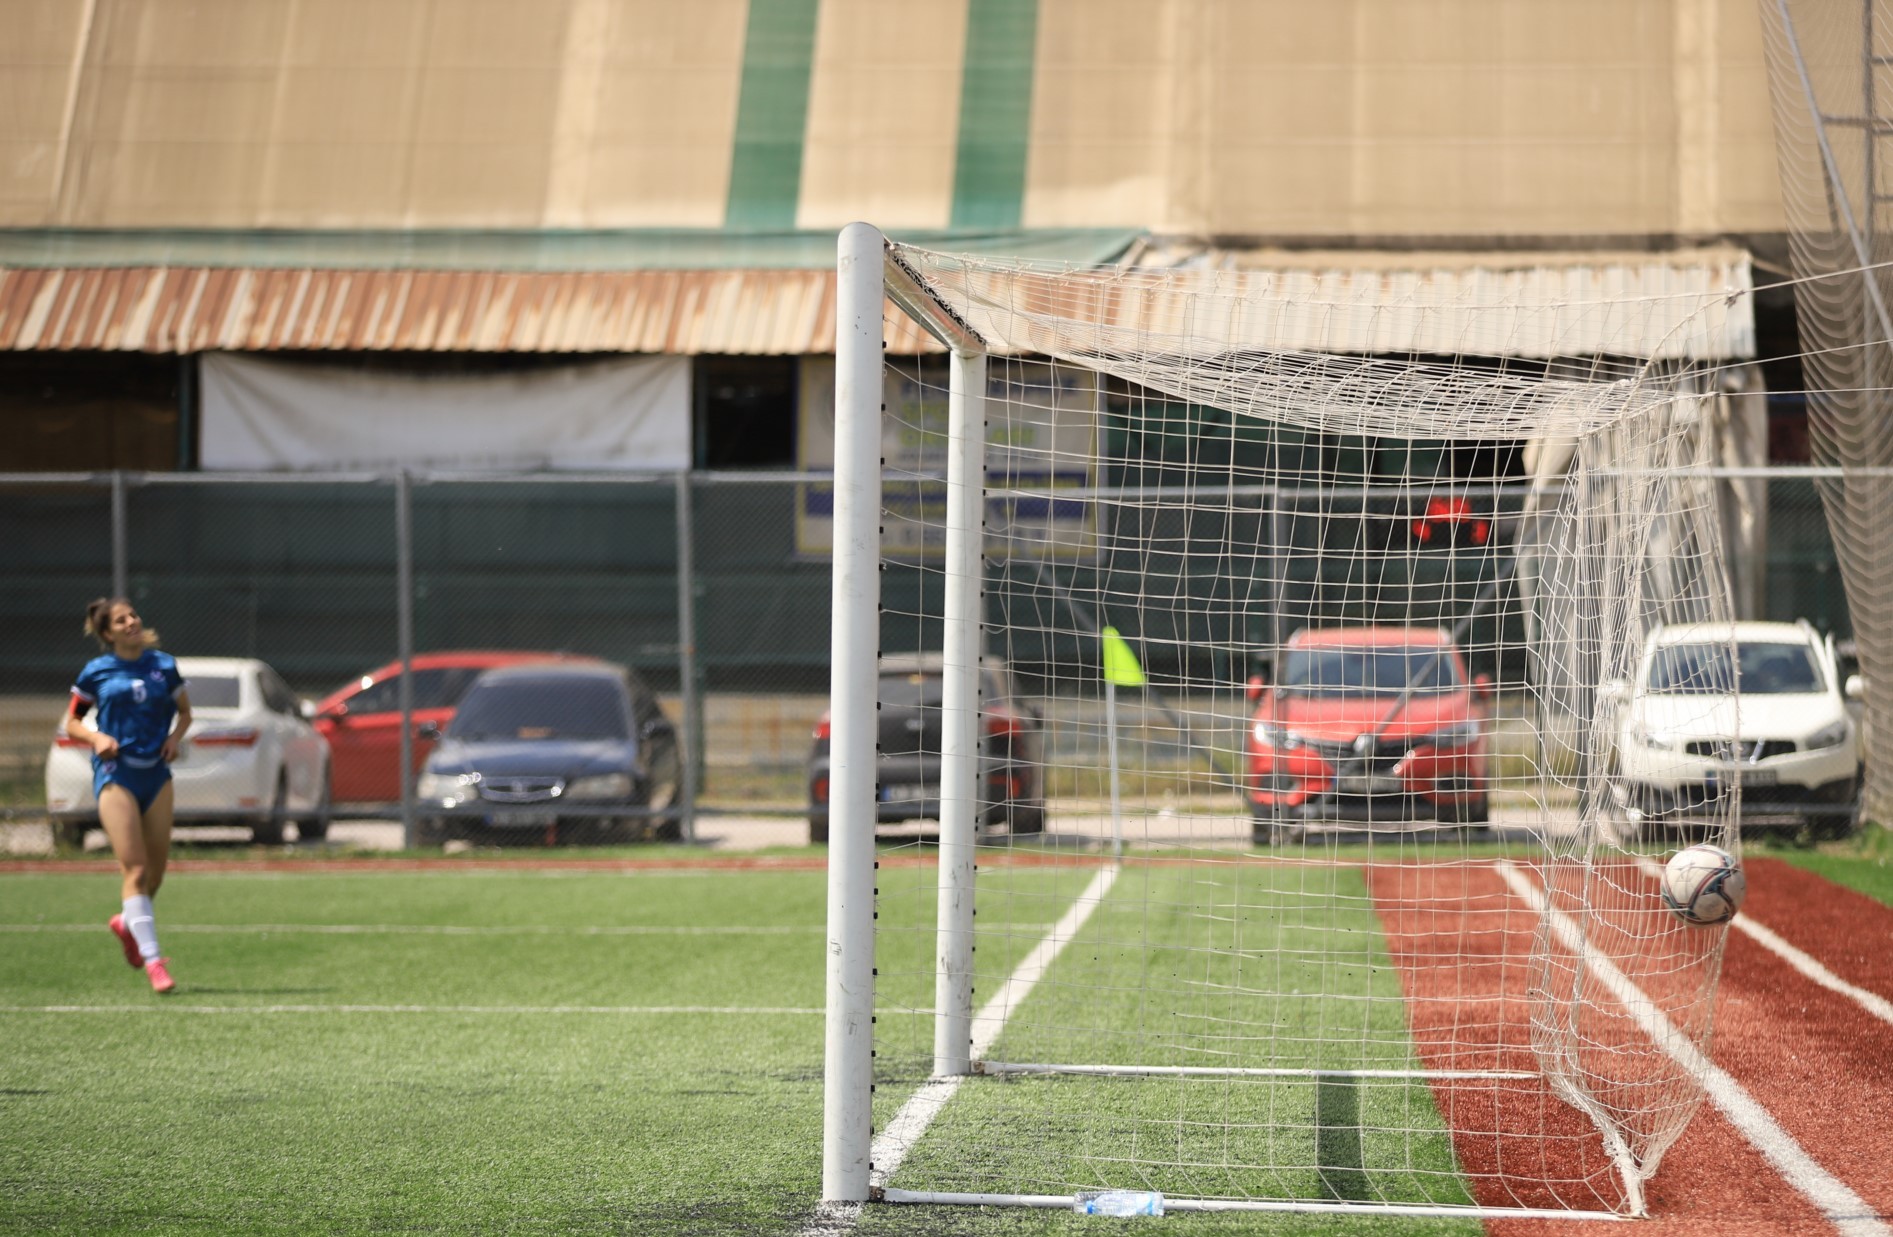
left=852, top=241, right=1751, bottom=1216
left=1760, top=0, right=1893, bottom=822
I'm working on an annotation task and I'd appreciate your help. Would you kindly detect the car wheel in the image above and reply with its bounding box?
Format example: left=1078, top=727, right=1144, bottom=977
left=252, top=773, right=289, bottom=845
left=1453, top=797, right=1489, bottom=827
left=809, top=816, right=829, bottom=845
left=648, top=813, right=683, bottom=843
left=299, top=764, right=333, bottom=843
left=54, top=820, right=89, bottom=850
left=1006, top=800, right=1045, bottom=836
left=415, top=816, right=453, bottom=848
left=1251, top=800, right=1301, bottom=847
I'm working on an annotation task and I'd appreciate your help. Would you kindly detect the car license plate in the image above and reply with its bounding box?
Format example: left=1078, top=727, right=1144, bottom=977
left=1337, top=775, right=1405, bottom=796
left=487, top=811, right=559, bottom=827
left=1737, top=768, right=1778, bottom=786
left=880, top=783, right=930, bottom=802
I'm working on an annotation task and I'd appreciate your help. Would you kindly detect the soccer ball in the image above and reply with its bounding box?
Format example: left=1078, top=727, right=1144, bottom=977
left=1661, top=844, right=1747, bottom=926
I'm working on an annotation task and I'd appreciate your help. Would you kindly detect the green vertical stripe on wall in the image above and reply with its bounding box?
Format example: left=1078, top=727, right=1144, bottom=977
left=726, top=0, right=821, bottom=228
left=951, top=0, right=1039, bottom=229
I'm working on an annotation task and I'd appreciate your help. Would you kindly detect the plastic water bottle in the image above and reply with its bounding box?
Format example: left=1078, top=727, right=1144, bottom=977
left=1073, top=1190, right=1164, bottom=1216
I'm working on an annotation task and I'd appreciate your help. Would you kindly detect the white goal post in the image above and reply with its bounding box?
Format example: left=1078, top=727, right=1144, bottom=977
left=822, top=222, right=1747, bottom=1219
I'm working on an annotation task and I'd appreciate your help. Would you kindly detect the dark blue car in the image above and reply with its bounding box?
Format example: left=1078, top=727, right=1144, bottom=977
left=415, top=662, right=680, bottom=845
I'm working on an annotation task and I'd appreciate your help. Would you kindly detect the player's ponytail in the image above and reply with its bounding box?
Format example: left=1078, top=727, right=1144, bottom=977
left=83, top=597, right=158, bottom=649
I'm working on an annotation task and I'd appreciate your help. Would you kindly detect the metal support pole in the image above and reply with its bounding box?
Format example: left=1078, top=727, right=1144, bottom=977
left=934, top=348, right=985, bottom=1078
left=823, top=222, right=885, bottom=1202
left=395, top=470, right=416, bottom=849
left=110, top=470, right=128, bottom=600
left=674, top=470, right=700, bottom=844
left=1107, top=680, right=1123, bottom=858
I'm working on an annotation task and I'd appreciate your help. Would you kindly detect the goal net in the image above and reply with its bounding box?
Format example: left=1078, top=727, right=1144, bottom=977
left=820, top=224, right=1745, bottom=1220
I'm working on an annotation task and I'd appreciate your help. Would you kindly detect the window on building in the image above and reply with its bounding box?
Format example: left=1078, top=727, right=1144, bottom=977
left=694, top=356, right=798, bottom=469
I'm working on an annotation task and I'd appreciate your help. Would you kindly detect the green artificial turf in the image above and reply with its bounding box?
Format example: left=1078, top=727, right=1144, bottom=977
left=0, top=859, right=1484, bottom=1235
left=1775, top=850, right=1893, bottom=907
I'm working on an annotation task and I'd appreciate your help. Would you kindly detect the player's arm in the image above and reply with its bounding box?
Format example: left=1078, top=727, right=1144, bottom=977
left=63, top=693, right=116, bottom=760
left=161, top=689, right=193, bottom=763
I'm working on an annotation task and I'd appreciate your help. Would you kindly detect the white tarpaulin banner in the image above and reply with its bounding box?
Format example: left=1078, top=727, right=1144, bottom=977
left=200, top=353, right=691, bottom=471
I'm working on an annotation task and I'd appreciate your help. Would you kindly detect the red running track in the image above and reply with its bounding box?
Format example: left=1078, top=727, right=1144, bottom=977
left=1368, top=856, right=1893, bottom=1234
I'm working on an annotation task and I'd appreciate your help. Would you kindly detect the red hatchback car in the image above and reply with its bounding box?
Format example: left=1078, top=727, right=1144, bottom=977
left=1245, top=626, right=1491, bottom=844
left=313, top=651, right=598, bottom=802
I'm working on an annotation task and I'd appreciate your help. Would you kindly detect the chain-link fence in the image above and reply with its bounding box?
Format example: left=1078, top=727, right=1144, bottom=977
left=0, top=467, right=1868, bottom=841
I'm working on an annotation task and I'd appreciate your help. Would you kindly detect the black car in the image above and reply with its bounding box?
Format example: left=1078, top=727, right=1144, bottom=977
left=415, top=662, right=681, bottom=845
left=806, top=655, right=1045, bottom=844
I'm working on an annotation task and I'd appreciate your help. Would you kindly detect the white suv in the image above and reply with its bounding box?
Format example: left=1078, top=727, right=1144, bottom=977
left=1609, top=621, right=1863, bottom=839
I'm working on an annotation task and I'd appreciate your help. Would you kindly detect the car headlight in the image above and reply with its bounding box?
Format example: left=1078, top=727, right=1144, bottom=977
left=565, top=773, right=634, bottom=801
left=1418, top=721, right=1481, bottom=748
left=1805, top=720, right=1852, bottom=751
left=417, top=771, right=480, bottom=805
left=1630, top=724, right=1679, bottom=751
left=1252, top=721, right=1301, bottom=750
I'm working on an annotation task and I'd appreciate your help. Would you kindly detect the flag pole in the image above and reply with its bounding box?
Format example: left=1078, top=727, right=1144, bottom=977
left=1106, top=677, right=1122, bottom=858
left=1100, top=627, right=1144, bottom=860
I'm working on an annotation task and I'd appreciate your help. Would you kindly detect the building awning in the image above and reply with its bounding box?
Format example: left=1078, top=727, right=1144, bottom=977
left=0, top=231, right=1754, bottom=360
left=0, top=227, right=1142, bottom=356
left=1121, top=241, right=1757, bottom=361
left=0, top=265, right=948, bottom=355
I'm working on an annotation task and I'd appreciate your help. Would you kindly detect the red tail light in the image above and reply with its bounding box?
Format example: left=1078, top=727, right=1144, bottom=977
left=812, top=714, right=831, bottom=741
left=192, top=729, right=259, bottom=748
left=984, top=709, right=1024, bottom=738
left=812, top=775, right=829, bottom=803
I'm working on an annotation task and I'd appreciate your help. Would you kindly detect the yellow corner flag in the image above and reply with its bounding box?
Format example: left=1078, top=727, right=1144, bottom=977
left=1101, top=626, right=1147, bottom=688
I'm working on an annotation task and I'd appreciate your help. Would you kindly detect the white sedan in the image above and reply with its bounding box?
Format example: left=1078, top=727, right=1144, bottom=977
left=46, top=656, right=332, bottom=847
left=1608, top=621, right=1863, bottom=839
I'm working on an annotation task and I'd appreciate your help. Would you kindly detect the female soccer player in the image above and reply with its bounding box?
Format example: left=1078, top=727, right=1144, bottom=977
left=63, top=598, right=192, bottom=994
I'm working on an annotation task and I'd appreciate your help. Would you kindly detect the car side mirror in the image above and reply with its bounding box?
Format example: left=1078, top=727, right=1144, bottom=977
left=1246, top=674, right=1267, bottom=704
left=416, top=722, right=443, bottom=742
left=1846, top=674, right=1865, bottom=701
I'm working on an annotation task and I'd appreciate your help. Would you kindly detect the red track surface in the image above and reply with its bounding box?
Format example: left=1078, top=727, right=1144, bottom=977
left=1369, top=856, right=1893, bottom=1234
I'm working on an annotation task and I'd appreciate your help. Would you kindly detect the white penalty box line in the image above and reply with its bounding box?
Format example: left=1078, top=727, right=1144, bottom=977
left=1496, top=859, right=1889, bottom=1237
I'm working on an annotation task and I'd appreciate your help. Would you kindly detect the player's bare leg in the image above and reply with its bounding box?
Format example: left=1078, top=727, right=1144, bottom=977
left=140, top=781, right=175, bottom=898
left=98, top=785, right=173, bottom=989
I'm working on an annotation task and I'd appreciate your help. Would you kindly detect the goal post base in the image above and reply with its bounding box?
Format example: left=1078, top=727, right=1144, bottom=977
left=878, top=1187, right=1629, bottom=1221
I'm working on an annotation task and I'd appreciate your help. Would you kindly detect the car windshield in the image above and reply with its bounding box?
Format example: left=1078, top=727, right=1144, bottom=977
left=448, top=678, right=629, bottom=740
left=183, top=676, right=241, bottom=709
left=1279, top=645, right=1462, bottom=697
left=879, top=673, right=944, bottom=707
left=1645, top=641, right=1824, bottom=695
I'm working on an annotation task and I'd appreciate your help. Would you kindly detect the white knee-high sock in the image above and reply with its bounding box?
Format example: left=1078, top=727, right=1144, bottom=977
left=122, top=895, right=160, bottom=964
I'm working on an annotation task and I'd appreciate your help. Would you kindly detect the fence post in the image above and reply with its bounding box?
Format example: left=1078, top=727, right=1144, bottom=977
left=110, top=470, right=128, bottom=600
left=395, top=470, right=416, bottom=849
left=674, top=470, right=700, bottom=844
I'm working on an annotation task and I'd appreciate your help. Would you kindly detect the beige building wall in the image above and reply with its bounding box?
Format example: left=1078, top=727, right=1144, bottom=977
left=0, top=0, right=746, bottom=228
left=798, top=0, right=968, bottom=231
left=1029, top=0, right=1783, bottom=236
left=0, top=0, right=1785, bottom=236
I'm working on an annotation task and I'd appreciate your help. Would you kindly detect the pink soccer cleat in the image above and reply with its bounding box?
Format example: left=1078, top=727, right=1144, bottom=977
left=144, top=957, right=176, bottom=994
left=107, top=914, right=142, bottom=969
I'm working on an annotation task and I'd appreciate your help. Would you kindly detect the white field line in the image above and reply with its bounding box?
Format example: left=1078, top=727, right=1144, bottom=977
left=1631, top=855, right=1893, bottom=1029
left=0, top=922, right=816, bottom=936
left=866, top=863, right=1121, bottom=1194
left=1496, top=860, right=1889, bottom=1237
left=0, top=1003, right=821, bottom=1016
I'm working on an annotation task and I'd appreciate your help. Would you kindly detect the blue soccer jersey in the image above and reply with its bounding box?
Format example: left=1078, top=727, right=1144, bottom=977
left=71, top=650, right=186, bottom=770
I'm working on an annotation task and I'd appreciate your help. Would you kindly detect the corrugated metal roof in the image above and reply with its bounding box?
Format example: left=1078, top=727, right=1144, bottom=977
left=0, top=266, right=944, bottom=355
left=1117, top=241, right=1756, bottom=360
